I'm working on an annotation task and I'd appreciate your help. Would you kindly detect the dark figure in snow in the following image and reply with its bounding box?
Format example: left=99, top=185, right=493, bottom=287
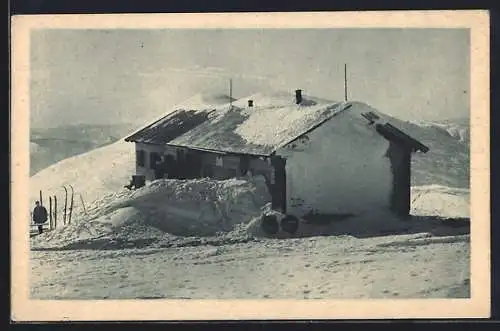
left=32, top=201, right=48, bottom=234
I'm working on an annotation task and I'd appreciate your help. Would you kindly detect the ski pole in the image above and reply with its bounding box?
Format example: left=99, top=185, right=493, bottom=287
left=68, top=185, right=74, bottom=224
left=79, top=193, right=87, bottom=215
left=49, top=196, right=53, bottom=230
left=54, top=195, right=58, bottom=229
left=62, top=186, right=68, bottom=225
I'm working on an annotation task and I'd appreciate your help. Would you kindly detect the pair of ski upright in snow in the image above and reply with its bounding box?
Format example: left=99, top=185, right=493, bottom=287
left=39, top=184, right=79, bottom=231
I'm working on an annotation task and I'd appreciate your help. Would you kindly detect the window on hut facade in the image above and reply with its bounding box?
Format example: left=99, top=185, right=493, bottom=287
left=149, top=152, right=160, bottom=169
left=136, top=150, right=145, bottom=167
left=215, top=156, right=223, bottom=167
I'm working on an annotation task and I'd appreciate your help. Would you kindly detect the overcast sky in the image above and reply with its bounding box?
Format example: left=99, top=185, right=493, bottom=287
left=30, top=28, right=469, bottom=128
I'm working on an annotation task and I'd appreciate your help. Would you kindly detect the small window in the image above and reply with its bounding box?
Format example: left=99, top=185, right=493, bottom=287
left=149, top=152, right=160, bottom=169
left=136, top=150, right=145, bottom=167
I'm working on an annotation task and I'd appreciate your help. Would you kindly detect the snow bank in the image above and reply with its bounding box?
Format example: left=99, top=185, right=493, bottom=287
left=245, top=204, right=408, bottom=239
left=31, top=176, right=271, bottom=249
left=411, top=185, right=470, bottom=218
left=31, top=206, right=164, bottom=249
left=245, top=184, right=470, bottom=239
left=115, top=175, right=271, bottom=236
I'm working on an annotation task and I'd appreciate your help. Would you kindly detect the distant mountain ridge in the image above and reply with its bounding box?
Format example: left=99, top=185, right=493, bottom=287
left=396, top=117, right=470, bottom=188
left=406, top=117, right=469, bottom=145
left=30, top=123, right=138, bottom=175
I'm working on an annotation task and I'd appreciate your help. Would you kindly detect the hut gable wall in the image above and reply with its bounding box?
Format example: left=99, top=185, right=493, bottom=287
left=277, top=111, right=393, bottom=217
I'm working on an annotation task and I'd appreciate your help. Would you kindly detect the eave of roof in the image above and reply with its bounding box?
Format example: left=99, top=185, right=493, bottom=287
left=375, top=123, right=429, bottom=153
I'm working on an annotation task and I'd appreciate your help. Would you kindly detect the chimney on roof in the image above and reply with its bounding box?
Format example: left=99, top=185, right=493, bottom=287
left=248, top=100, right=254, bottom=107
left=295, top=89, right=302, bottom=104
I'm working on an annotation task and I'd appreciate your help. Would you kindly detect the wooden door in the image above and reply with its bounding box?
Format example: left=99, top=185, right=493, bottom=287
left=387, top=142, right=411, bottom=218
left=270, top=156, right=287, bottom=213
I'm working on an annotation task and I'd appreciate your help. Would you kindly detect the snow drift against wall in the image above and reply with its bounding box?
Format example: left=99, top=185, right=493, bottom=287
left=411, top=185, right=470, bottom=218
left=31, top=176, right=271, bottom=250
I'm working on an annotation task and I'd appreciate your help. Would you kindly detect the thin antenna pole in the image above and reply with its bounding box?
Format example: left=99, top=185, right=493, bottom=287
left=344, top=63, right=348, bottom=102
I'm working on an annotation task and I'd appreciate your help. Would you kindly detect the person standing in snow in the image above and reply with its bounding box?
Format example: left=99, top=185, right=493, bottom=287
left=32, top=201, right=48, bottom=234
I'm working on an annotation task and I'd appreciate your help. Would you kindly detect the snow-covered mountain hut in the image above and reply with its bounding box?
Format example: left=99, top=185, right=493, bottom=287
left=125, top=90, right=428, bottom=218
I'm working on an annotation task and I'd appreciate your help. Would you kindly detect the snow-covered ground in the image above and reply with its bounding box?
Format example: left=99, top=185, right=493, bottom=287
left=29, top=175, right=470, bottom=299
left=31, top=230, right=469, bottom=300
left=28, top=92, right=471, bottom=300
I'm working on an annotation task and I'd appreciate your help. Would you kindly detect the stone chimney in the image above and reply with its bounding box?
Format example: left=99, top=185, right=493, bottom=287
left=248, top=100, right=254, bottom=107
left=295, top=89, right=302, bottom=104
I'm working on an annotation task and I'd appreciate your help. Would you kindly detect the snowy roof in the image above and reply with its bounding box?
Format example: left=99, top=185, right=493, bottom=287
left=169, top=96, right=347, bottom=155
left=124, top=93, right=235, bottom=145
left=124, top=109, right=215, bottom=145
left=125, top=91, right=429, bottom=156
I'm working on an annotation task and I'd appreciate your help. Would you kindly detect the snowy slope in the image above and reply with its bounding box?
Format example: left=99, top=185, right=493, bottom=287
left=400, top=119, right=469, bottom=188
left=30, top=123, right=138, bottom=176
left=30, top=139, right=135, bottom=216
